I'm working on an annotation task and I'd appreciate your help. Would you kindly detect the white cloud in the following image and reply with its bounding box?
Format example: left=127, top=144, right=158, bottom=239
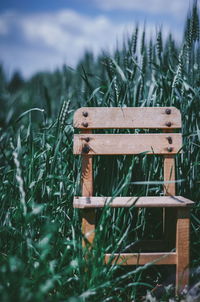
left=0, top=9, right=183, bottom=78
left=95, top=0, right=190, bottom=19
left=19, top=10, right=129, bottom=56
left=0, top=10, right=132, bottom=77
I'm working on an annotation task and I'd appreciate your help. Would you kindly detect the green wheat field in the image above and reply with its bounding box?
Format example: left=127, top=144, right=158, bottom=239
left=0, top=2, right=200, bottom=302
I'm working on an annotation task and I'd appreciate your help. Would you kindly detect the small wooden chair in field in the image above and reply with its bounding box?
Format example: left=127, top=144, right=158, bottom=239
left=73, top=107, right=194, bottom=293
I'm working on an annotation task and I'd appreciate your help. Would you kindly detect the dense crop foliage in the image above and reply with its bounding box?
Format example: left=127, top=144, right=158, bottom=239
left=0, top=2, right=200, bottom=301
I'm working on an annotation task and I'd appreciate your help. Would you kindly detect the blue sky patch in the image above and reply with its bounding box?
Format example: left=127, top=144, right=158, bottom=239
left=0, top=0, right=192, bottom=78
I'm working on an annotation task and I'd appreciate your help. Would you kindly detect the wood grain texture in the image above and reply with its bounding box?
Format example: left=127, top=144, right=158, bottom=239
left=73, top=107, right=193, bottom=292
left=73, top=196, right=194, bottom=208
left=176, top=208, right=190, bottom=293
left=81, top=130, right=95, bottom=245
left=163, top=127, right=177, bottom=251
left=163, top=154, right=177, bottom=249
left=164, top=155, right=176, bottom=195
left=105, top=252, right=177, bottom=265
left=74, top=107, right=181, bottom=129
left=163, top=155, right=177, bottom=250
left=74, top=134, right=182, bottom=155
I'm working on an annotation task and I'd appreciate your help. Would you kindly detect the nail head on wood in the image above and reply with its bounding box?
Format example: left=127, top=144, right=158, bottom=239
left=82, top=112, right=88, bottom=117
left=166, top=122, right=172, bottom=127
left=165, top=109, right=171, bottom=115
left=82, top=122, right=88, bottom=127
left=82, top=144, right=90, bottom=154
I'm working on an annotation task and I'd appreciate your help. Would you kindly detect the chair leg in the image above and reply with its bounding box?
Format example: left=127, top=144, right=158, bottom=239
left=81, top=150, right=95, bottom=246
left=176, top=208, right=190, bottom=294
left=163, top=208, right=177, bottom=250
left=82, top=209, right=95, bottom=246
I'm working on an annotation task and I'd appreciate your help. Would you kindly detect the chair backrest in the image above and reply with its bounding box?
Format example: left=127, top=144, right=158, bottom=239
left=73, top=107, right=182, bottom=195
left=73, top=107, right=182, bottom=155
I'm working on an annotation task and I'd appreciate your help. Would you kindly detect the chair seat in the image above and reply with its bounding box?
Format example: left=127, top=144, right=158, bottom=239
left=73, top=196, right=194, bottom=208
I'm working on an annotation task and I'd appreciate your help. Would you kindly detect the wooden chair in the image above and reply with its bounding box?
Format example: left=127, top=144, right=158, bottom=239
left=73, top=107, right=194, bottom=293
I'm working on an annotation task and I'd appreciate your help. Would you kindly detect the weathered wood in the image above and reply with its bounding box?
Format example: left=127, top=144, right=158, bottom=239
left=164, top=155, right=176, bottom=195
left=73, top=107, right=193, bottom=292
left=74, top=134, right=182, bottom=155
left=74, top=107, right=181, bottom=129
left=81, top=130, right=95, bottom=245
left=105, top=252, right=177, bottom=265
left=73, top=196, right=194, bottom=208
left=163, top=129, right=177, bottom=250
left=176, top=208, right=190, bottom=293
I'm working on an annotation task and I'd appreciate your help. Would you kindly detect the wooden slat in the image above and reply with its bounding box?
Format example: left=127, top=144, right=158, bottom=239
left=74, top=107, right=181, bottom=129
left=81, top=129, right=95, bottom=246
left=105, top=252, right=177, bottom=265
left=176, top=208, right=190, bottom=293
left=73, top=196, right=194, bottom=208
left=74, top=133, right=182, bottom=155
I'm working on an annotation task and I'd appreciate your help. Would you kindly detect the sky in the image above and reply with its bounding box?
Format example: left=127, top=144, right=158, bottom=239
left=0, top=0, right=195, bottom=78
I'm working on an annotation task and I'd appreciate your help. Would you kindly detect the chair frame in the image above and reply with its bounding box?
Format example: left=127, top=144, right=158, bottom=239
left=73, top=107, right=194, bottom=293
